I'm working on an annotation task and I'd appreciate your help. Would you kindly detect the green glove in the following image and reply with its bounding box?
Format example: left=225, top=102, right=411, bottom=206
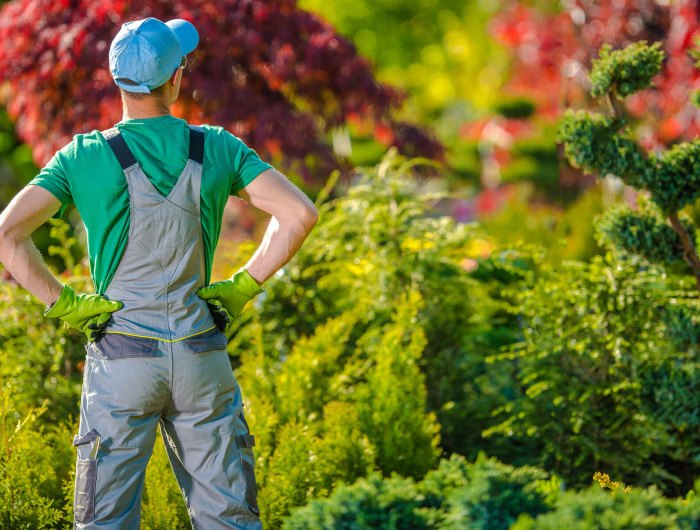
left=44, top=284, right=123, bottom=342
left=196, top=268, right=264, bottom=329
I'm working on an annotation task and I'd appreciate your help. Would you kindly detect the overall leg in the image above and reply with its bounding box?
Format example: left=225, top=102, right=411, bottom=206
left=161, top=330, right=262, bottom=530
left=74, top=336, right=169, bottom=529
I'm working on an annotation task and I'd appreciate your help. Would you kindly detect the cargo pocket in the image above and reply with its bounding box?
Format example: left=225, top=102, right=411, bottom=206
left=74, top=459, right=97, bottom=524
left=183, top=327, right=228, bottom=353
left=73, top=429, right=101, bottom=525
left=91, top=333, right=158, bottom=360
left=235, top=412, right=259, bottom=517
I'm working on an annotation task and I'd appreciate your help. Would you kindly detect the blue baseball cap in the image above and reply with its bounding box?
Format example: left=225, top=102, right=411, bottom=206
left=109, top=17, right=199, bottom=94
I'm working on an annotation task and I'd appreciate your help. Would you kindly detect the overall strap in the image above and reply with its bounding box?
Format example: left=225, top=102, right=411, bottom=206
left=102, top=128, right=137, bottom=170
left=188, top=126, right=204, bottom=164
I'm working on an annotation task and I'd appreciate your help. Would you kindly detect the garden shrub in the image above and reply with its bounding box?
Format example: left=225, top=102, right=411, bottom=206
left=283, top=454, right=559, bottom=530
left=238, top=289, right=440, bottom=528
left=0, top=279, right=85, bottom=425
left=0, top=397, right=73, bottom=528
left=559, top=40, right=700, bottom=293
left=440, top=454, right=559, bottom=530
left=284, top=473, right=433, bottom=530
left=484, top=251, right=700, bottom=495
left=512, top=483, right=700, bottom=530
left=229, top=150, right=525, bottom=465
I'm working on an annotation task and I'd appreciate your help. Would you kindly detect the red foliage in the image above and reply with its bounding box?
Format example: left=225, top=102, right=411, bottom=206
left=490, top=0, right=700, bottom=148
left=0, top=0, right=443, bottom=181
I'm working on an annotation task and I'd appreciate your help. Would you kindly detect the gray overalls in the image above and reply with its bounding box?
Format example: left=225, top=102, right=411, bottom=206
left=72, top=126, right=261, bottom=529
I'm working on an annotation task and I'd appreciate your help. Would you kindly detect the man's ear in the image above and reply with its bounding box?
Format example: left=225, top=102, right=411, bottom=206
left=171, top=69, right=181, bottom=86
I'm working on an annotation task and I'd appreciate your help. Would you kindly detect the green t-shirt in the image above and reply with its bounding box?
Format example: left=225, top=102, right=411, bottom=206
left=29, top=115, right=272, bottom=294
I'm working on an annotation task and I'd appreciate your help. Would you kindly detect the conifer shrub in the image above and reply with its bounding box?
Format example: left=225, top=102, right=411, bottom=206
left=238, top=290, right=441, bottom=528
left=0, top=279, right=84, bottom=425
left=283, top=454, right=559, bottom=530
left=483, top=252, right=700, bottom=495
left=512, top=483, right=700, bottom=530
left=229, top=150, right=525, bottom=464
left=0, top=398, right=73, bottom=528
left=559, top=40, right=700, bottom=291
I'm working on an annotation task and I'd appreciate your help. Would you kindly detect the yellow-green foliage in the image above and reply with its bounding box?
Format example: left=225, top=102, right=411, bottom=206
left=0, top=395, right=72, bottom=528
left=0, top=280, right=85, bottom=424
left=141, top=427, right=190, bottom=529
left=230, top=150, right=517, bottom=467
left=2, top=150, right=699, bottom=528
left=354, top=290, right=440, bottom=477
left=238, top=290, right=440, bottom=528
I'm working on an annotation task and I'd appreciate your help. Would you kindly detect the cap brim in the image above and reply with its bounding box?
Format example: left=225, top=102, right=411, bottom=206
left=115, top=79, right=151, bottom=93
left=166, top=19, right=199, bottom=56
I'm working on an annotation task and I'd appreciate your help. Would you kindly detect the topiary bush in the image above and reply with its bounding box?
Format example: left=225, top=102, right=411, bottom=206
left=559, top=40, right=700, bottom=291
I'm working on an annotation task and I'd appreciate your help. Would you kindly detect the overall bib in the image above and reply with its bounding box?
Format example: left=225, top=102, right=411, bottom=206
left=73, top=126, right=262, bottom=530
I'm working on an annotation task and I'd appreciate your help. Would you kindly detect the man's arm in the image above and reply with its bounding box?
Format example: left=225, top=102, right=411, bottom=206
left=0, top=185, right=64, bottom=305
left=235, top=168, right=318, bottom=284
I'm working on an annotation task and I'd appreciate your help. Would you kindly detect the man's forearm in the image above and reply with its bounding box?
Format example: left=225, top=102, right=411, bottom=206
left=0, top=235, right=64, bottom=306
left=242, top=213, right=317, bottom=285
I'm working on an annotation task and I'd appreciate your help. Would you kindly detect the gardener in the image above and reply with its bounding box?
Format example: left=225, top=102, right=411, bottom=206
left=0, top=17, right=318, bottom=529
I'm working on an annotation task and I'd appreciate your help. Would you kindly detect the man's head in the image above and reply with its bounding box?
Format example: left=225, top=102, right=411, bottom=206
left=109, top=18, right=199, bottom=104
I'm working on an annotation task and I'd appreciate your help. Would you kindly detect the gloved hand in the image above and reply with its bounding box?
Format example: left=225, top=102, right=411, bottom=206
left=44, top=284, right=123, bottom=342
left=206, top=302, right=231, bottom=332
left=196, top=268, right=264, bottom=332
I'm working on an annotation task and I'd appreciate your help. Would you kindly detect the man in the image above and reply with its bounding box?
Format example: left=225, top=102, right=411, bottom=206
left=0, top=17, right=318, bottom=529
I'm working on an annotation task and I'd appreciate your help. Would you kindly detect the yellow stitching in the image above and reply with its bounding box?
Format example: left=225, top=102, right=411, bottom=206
left=103, top=325, right=218, bottom=343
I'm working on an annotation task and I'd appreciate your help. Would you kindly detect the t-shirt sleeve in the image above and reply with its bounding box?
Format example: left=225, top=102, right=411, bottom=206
left=226, top=134, right=273, bottom=196
left=28, top=143, right=75, bottom=219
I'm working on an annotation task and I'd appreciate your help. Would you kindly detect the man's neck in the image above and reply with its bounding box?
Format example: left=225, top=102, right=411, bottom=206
left=121, top=100, right=171, bottom=121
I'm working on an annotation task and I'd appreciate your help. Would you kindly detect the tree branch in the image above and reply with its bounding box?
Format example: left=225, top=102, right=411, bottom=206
left=667, top=211, right=700, bottom=293
left=606, top=90, right=623, bottom=120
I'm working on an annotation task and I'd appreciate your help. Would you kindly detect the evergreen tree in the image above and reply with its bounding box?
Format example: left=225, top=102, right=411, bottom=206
left=559, top=41, right=700, bottom=292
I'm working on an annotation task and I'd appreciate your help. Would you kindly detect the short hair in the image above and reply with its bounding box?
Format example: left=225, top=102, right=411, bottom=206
left=116, top=78, right=168, bottom=101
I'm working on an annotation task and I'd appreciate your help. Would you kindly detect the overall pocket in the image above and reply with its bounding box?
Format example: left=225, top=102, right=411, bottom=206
left=235, top=412, right=259, bottom=517
left=91, top=333, right=158, bottom=360
left=74, top=459, right=97, bottom=524
left=183, top=327, right=228, bottom=353
left=73, top=429, right=100, bottom=525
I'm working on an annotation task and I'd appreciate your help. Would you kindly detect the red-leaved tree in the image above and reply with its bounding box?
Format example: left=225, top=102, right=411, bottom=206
left=458, top=0, right=700, bottom=199
left=490, top=0, right=700, bottom=149
left=0, top=0, right=442, bottom=184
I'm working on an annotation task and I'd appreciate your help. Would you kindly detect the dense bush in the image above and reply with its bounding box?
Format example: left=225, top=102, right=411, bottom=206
left=0, top=398, right=73, bottom=528
left=0, top=279, right=84, bottom=424
left=238, top=289, right=441, bottom=528
left=285, top=453, right=700, bottom=529
left=284, top=454, right=559, bottom=530
left=484, top=251, right=700, bottom=495
left=228, top=150, right=527, bottom=467
left=512, top=483, right=700, bottom=530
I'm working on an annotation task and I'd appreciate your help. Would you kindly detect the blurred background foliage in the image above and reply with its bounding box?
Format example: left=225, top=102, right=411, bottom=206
left=3, top=0, right=700, bottom=528
left=299, top=0, right=509, bottom=124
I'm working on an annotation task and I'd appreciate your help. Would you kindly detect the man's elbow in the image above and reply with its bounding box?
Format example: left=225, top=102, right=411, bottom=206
left=299, top=204, right=319, bottom=231
left=0, top=224, right=20, bottom=264
left=276, top=201, right=318, bottom=233
left=0, top=222, right=19, bottom=248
